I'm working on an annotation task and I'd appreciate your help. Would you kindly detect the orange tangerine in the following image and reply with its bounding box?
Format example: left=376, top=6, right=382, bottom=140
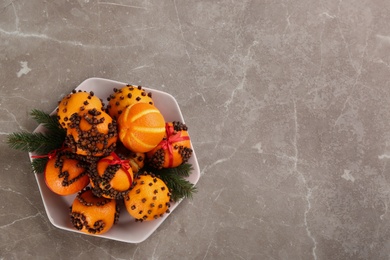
left=89, top=153, right=134, bottom=199
left=127, top=152, right=145, bottom=174
left=107, top=85, right=154, bottom=120
left=124, top=173, right=171, bottom=222
left=117, top=103, right=165, bottom=153
left=44, top=152, right=89, bottom=196
left=147, top=121, right=193, bottom=169
left=70, top=188, right=119, bottom=235
left=65, top=109, right=117, bottom=157
left=57, top=90, right=104, bottom=129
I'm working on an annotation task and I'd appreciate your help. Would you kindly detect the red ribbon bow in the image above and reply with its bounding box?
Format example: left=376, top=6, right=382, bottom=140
left=100, top=152, right=133, bottom=184
left=159, top=124, right=190, bottom=167
left=31, top=147, right=64, bottom=160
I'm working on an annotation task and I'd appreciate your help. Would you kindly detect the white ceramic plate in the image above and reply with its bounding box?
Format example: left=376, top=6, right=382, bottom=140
left=29, top=77, right=200, bottom=243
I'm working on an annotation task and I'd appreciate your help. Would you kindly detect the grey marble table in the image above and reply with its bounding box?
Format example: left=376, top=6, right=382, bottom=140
left=2, top=0, right=390, bottom=259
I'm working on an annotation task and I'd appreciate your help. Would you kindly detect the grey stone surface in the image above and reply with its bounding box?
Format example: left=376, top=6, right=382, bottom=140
left=2, top=0, right=390, bottom=259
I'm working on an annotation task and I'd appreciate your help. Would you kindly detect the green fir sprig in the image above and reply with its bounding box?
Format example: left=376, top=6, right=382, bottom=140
left=31, top=157, right=50, bottom=174
left=30, top=109, right=64, bottom=134
left=146, top=163, right=197, bottom=202
left=7, top=110, right=66, bottom=173
left=7, top=131, right=64, bottom=154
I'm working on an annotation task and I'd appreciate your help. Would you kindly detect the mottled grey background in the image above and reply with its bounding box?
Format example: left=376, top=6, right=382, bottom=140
left=2, top=0, right=390, bottom=259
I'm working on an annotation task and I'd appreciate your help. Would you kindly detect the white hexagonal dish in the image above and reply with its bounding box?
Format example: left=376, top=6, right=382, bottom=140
left=29, top=77, right=200, bottom=243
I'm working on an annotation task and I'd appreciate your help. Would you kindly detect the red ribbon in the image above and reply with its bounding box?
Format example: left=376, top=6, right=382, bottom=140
left=159, top=124, right=190, bottom=167
left=100, top=152, right=133, bottom=184
left=31, top=147, right=64, bottom=160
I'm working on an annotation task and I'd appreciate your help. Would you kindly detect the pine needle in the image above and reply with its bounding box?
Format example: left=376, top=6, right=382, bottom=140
left=147, top=163, right=193, bottom=177
left=164, top=163, right=193, bottom=177
left=7, top=132, right=60, bottom=154
left=30, top=109, right=63, bottom=133
left=7, top=110, right=66, bottom=173
left=157, top=173, right=197, bottom=202
left=31, top=157, right=49, bottom=174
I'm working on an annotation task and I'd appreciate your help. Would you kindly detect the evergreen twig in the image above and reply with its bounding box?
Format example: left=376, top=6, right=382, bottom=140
left=158, top=173, right=197, bottom=202
left=30, top=109, right=64, bottom=133
left=31, top=158, right=49, bottom=174
left=7, top=110, right=66, bottom=173
left=172, top=163, right=193, bottom=177
left=7, top=131, right=62, bottom=154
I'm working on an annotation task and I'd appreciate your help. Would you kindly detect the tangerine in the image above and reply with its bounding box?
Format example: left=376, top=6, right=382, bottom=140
left=66, top=109, right=117, bottom=157
left=124, top=173, right=171, bottom=222
left=127, top=152, right=145, bottom=174
left=44, top=151, right=89, bottom=196
left=107, top=85, right=154, bottom=120
left=117, top=103, right=165, bottom=153
left=147, top=121, right=193, bottom=169
left=57, top=90, right=104, bottom=129
left=89, top=153, right=134, bottom=200
left=70, top=188, right=119, bottom=235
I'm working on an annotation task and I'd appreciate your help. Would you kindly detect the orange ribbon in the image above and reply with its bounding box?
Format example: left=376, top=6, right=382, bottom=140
left=100, top=152, right=133, bottom=184
left=159, top=124, right=190, bottom=167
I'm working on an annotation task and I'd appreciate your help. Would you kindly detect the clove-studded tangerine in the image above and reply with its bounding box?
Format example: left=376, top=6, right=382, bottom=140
left=107, top=85, right=154, bottom=120
left=70, top=187, right=119, bottom=235
left=65, top=108, right=118, bottom=158
left=147, top=121, right=193, bottom=169
left=57, top=90, right=104, bottom=129
left=89, top=153, right=134, bottom=200
left=124, top=173, right=171, bottom=222
left=44, top=150, right=90, bottom=196
left=127, top=151, right=145, bottom=174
